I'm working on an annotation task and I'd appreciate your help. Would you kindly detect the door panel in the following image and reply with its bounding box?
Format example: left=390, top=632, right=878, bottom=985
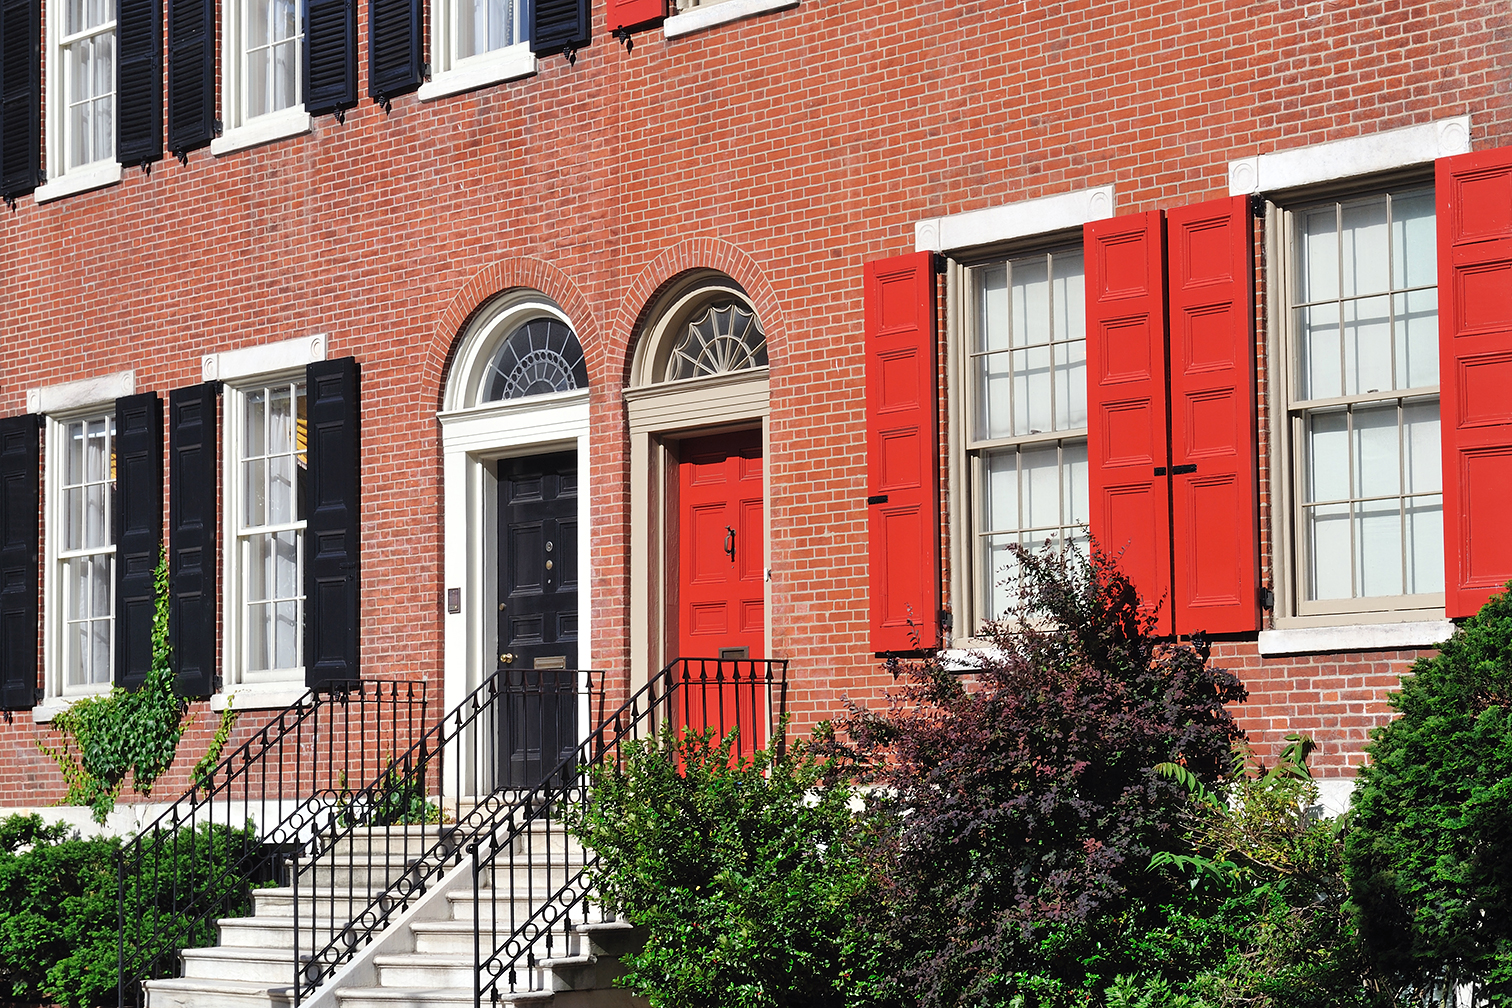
left=498, top=451, right=578, bottom=789
left=675, top=430, right=766, bottom=751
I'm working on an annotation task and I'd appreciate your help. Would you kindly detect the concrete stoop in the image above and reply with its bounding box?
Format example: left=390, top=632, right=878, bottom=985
left=141, top=826, right=647, bottom=1008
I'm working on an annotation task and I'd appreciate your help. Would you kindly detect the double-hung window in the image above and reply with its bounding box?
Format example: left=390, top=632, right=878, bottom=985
left=41, top=0, right=118, bottom=197
left=216, top=0, right=310, bottom=149
left=963, top=246, right=1089, bottom=623
left=1281, top=184, right=1443, bottom=615
left=51, top=413, right=116, bottom=693
left=424, top=0, right=533, bottom=99
left=227, top=378, right=308, bottom=682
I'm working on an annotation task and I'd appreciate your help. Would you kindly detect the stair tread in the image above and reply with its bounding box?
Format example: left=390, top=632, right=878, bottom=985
left=181, top=945, right=301, bottom=962
left=335, top=988, right=552, bottom=1005
left=145, top=977, right=293, bottom=993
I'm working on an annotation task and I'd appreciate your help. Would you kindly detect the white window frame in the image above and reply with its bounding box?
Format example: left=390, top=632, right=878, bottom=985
left=420, top=0, right=535, bottom=101
left=36, top=0, right=123, bottom=203
left=663, top=0, right=798, bottom=39
left=213, top=0, right=312, bottom=156
left=221, top=372, right=309, bottom=689
left=1268, top=177, right=1446, bottom=627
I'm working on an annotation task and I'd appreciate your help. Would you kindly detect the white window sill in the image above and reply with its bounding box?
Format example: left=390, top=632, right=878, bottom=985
left=34, top=161, right=122, bottom=204
left=664, top=0, right=798, bottom=38
left=212, top=108, right=313, bottom=157
left=33, top=688, right=112, bottom=723
left=211, top=683, right=312, bottom=712
left=1257, top=620, right=1454, bottom=657
left=419, top=43, right=536, bottom=101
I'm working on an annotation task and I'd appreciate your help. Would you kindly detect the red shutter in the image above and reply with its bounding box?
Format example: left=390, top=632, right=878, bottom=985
left=1438, top=147, right=1512, bottom=617
left=606, top=0, right=662, bottom=31
left=1084, top=212, right=1172, bottom=634
left=865, top=252, right=940, bottom=654
left=1165, top=196, right=1260, bottom=633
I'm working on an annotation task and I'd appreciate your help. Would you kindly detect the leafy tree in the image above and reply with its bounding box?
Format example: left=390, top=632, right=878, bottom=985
left=1346, top=586, right=1512, bottom=1005
left=566, top=728, right=898, bottom=1008
left=828, top=545, right=1247, bottom=1008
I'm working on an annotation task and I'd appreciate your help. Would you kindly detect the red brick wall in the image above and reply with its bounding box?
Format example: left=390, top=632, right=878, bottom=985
left=3, top=0, right=1506, bottom=806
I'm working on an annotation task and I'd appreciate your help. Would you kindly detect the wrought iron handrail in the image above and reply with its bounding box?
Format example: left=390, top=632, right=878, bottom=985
left=116, top=679, right=428, bottom=1008
left=290, top=666, right=605, bottom=1004
left=471, top=657, right=790, bottom=1006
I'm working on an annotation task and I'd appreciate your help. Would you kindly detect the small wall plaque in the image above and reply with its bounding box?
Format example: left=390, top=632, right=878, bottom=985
left=446, top=588, right=461, bottom=614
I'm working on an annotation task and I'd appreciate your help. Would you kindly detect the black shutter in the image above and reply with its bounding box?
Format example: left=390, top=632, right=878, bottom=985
left=0, top=415, right=39, bottom=711
left=115, top=0, right=162, bottom=167
left=169, top=384, right=217, bottom=697
left=304, top=358, right=359, bottom=692
left=304, top=0, right=355, bottom=117
left=367, top=0, right=420, bottom=108
left=114, top=393, right=163, bottom=691
left=0, top=0, right=42, bottom=201
left=166, top=0, right=215, bottom=157
left=530, top=0, right=588, bottom=58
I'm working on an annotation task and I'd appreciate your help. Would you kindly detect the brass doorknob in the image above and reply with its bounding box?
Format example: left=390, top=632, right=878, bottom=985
left=500, top=653, right=515, bottom=664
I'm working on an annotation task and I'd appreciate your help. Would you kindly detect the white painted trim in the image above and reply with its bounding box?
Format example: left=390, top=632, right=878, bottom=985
left=438, top=393, right=593, bottom=723
left=27, top=370, right=134, bottom=414
left=34, top=160, right=122, bottom=204
left=210, top=107, right=313, bottom=157
left=1257, top=620, right=1453, bottom=656
left=915, top=184, right=1116, bottom=254
left=624, top=370, right=770, bottom=433
left=418, top=43, right=536, bottom=101
left=1227, top=115, right=1472, bottom=196
left=203, top=333, right=328, bottom=382
left=663, top=0, right=798, bottom=38
left=209, top=683, right=311, bottom=712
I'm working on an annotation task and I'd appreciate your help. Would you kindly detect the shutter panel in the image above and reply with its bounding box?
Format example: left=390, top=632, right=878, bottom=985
left=1165, top=196, right=1260, bottom=634
left=114, top=393, right=163, bottom=691
left=606, top=0, right=663, bottom=32
left=304, top=357, right=360, bottom=691
left=1084, top=211, right=1173, bottom=635
left=367, top=0, right=421, bottom=106
left=0, top=0, right=42, bottom=201
left=115, top=0, right=162, bottom=167
left=1438, top=146, right=1512, bottom=618
left=169, top=384, right=217, bottom=697
left=0, top=416, right=39, bottom=711
left=304, top=0, right=355, bottom=117
left=864, top=252, right=941, bottom=654
left=530, top=0, right=589, bottom=58
left=166, top=0, right=215, bottom=157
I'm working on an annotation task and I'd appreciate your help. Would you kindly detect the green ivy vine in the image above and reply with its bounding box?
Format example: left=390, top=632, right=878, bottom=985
left=39, top=550, right=239, bottom=823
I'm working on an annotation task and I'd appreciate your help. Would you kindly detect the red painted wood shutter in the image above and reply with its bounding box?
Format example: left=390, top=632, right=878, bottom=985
left=0, top=415, right=40, bottom=710
left=606, top=0, right=662, bottom=32
left=1438, top=147, right=1512, bottom=617
left=864, top=252, right=940, bottom=654
left=1165, top=196, right=1260, bottom=633
left=1084, top=211, right=1173, bottom=634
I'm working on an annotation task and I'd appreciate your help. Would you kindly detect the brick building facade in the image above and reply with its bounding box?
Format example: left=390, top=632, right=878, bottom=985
left=2, top=0, right=1510, bottom=809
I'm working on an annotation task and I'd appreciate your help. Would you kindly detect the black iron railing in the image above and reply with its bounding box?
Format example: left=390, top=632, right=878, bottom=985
left=290, top=667, right=605, bottom=1004
left=116, top=679, right=428, bottom=1008
left=471, top=657, right=790, bottom=1006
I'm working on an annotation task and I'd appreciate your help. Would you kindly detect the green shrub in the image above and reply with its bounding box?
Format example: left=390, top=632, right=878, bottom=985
left=1346, top=586, right=1512, bottom=1004
left=0, top=813, right=260, bottom=1007
left=565, top=728, right=898, bottom=1008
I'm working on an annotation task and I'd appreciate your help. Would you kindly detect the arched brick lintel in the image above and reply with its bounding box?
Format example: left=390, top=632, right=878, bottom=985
left=426, top=256, right=602, bottom=412
left=615, top=239, right=789, bottom=386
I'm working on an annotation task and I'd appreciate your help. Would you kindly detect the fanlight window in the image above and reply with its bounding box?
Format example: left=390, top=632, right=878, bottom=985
left=483, top=318, right=589, bottom=402
left=664, top=303, right=768, bottom=382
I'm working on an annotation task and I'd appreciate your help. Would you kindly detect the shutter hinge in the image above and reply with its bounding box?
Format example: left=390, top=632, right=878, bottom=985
left=422, top=62, right=431, bottom=80
left=1260, top=585, right=1275, bottom=610
left=374, top=92, right=393, bottom=114
left=562, top=45, right=579, bottom=65
left=1248, top=193, right=1265, bottom=218
left=139, top=159, right=152, bottom=176
left=213, top=119, right=224, bottom=137
left=333, top=107, right=348, bottom=124
left=174, top=147, right=190, bottom=165
left=933, top=252, right=947, bottom=274
left=612, top=26, right=634, bottom=51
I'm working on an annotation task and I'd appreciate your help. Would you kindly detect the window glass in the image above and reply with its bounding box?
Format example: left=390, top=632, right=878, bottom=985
left=245, top=0, right=302, bottom=120
left=665, top=304, right=768, bottom=382
left=1291, top=188, right=1442, bottom=603
left=968, top=247, right=1088, bottom=622
left=59, top=414, right=115, bottom=688
left=59, top=0, right=115, bottom=170
left=237, top=381, right=307, bottom=676
left=457, top=0, right=521, bottom=59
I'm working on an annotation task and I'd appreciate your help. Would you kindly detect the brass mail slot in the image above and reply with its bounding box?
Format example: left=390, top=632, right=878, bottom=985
left=534, top=656, right=568, bottom=670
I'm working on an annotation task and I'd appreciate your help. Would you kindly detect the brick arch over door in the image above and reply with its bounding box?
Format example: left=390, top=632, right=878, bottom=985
left=427, top=256, right=603, bottom=412
left=616, top=239, right=790, bottom=386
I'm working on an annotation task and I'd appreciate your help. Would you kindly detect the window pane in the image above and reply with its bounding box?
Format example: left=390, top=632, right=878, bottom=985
left=1011, top=257, right=1049, bottom=348
left=1352, top=405, right=1400, bottom=501
left=1340, top=198, right=1389, bottom=298
left=1052, top=253, right=1084, bottom=345
left=1054, top=337, right=1087, bottom=430
left=1011, top=345, right=1053, bottom=434
left=1405, top=494, right=1444, bottom=594
left=274, top=601, right=299, bottom=669
left=1402, top=401, right=1440, bottom=495
left=984, top=452, right=1018, bottom=533
left=1306, top=503, right=1352, bottom=600
left=245, top=388, right=266, bottom=457
left=1300, top=302, right=1342, bottom=400
left=1391, top=190, right=1436, bottom=290
left=1395, top=287, right=1439, bottom=389
left=1300, top=207, right=1339, bottom=303
left=1305, top=410, right=1349, bottom=504
left=977, top=265, right=1010, bottom=353
left=1342, top=295, right=1393, bottom=396
left=274, top=529, right=298, bottom=598
left=244, top=458, right=267, bottom=527
left=1020, top=444, right=1060, bottom=532
left=1354, top=498, right=1403, bottom=597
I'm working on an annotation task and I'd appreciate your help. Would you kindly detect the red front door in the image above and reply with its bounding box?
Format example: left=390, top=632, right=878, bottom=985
left=675, top=430, right=766, bottom=751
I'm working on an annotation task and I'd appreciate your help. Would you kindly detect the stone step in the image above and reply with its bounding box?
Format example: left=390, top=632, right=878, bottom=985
left=330, top=827, right=453, bottom=859
left=180, top=945, right=300, bottom=984
left=443, top=888, right=595, bottom=923
left=143, top=976, right=293, bottom=1008
left=252, top=886, right=396, bottom=918
left=411, top=918, right=582, bottom=959
left=372, top=954, right=480, bottom=989
left=333, top=987, right=553, bottom=1008
left=218, top=914, right=351, bottom=949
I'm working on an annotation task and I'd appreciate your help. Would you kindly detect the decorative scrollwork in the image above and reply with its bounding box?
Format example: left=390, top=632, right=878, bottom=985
left=483, top=318, right=589, bottom=402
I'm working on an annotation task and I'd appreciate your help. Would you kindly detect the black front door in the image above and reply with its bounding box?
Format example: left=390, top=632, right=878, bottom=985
left=497, top=451, right=579, bottom=789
